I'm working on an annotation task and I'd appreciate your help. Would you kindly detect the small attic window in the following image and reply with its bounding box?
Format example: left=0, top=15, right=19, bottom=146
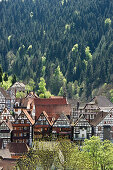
left=15, top=102, right=19, bottom=107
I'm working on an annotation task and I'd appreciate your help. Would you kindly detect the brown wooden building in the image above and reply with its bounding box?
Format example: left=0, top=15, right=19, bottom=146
left=72, top=114, right=92, bottom=144
left=52, top=113, right=71, bottom=139
left=0, top=121, right=13, bottom=148
left=34, top=111, right=53, bottom=140
left=12, top=109, right=34, bottom=146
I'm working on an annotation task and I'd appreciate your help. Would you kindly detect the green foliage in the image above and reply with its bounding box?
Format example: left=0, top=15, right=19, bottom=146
left=16, top=91, right=26, bottom=98
left=16, top=137, right=113, bottom=170
left=38, top=77, right=51, bottom=98
left=85, top=46, right=92, bottom=60
left=1, top=0, right=113, bottom=99
left=3, top=73, right=8, bottom=82
left=72, top=44, right=78, bottom=53
left=11, top=74, right=17, bottom=85
left=25, top=78, right=35, bottom=92
left=105, top=18, right=111, bottom=25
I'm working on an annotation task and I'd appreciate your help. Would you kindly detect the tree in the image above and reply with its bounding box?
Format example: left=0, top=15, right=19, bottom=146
left=0, top=65, right=3, bottom=83
left=25, top=79, right=35, bottom=92
left=82, top=136, right=113, bottom=170
left=12, top=74, right=17, bottom=85
left=105, top=18, right=111, bottom=26
left=16, top=91, right=26, bottom=98
left=3, top=73, right=8, bottom=82
left=83, top=136, right=102, bottom=170
left=38, top=77, right=51, bottom=98
left=85, top=46, right=92, bottom=60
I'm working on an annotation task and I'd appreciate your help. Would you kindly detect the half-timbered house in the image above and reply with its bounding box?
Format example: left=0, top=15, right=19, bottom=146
left=72, top=114, right=92, bottom=144
left=91, top=110, right=113, bottom=141
left=0, top=87, right=11, bottom=112
left=34, top=111, right=53, bottom=140
left=7, top=82, right=26, bottom=110
left=0, top=108, right=15, bottom=123
left=0, top=121, right=13, bottom=148
left=77, top=96, right=113, bottom=123
left=13, top=97, right=35, bottom=120
left=12, top=109, right=34, bottom=146
left=52, top=113, right=71, bottom=139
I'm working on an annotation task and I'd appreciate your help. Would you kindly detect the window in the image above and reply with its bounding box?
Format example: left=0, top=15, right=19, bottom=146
left=24, top=127, right=28, bottom=130
left=19, top=133, right=23, bottom=137
left=75, top=127, right=79, bottom=132
left=14, top=133, right=17, bottom=137
left=82, top=134, right=85, bottom=138
left=87, top=127, right=90, bottom=132
left=24, top=133, right=27, bottom=137
left=4, top=116, right=6, bottom=120
left=98, top=126, right=101, bottom=131
left=90, top=114, right=94, bottom=119
left=82, top=128, right=85, bottom=131
left=21, top=120, right=24, bottom=124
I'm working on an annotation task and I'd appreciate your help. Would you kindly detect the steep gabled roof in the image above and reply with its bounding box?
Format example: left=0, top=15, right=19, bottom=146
left=72, top=114, right=91, bottom=127
left=5, top=121, right=13, bottom=131
left=91, top=96, right=113, bottom=107
left=13, top=109, right=35, bottom=125
left=0, top=108, right=15, bottom=121
left=11, top=82, right=25, bottom=88
left=90, top=111, right=109, bottom=126
left=22, top=109, right=35, bottom=125
left=0, top=87, right=10, bottom=99
left=53, top=113, right=71, bottom=127
left=34, top=97, right=68, bottom=105
left=36, top=111, right=53, bottom=126
left=25, top=92, right=38, bottom=98
left=0, top=121, right=13, bottom=131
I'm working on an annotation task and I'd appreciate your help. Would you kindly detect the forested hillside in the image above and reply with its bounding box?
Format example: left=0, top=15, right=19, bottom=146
left=0, top=0, right=113, bottom=100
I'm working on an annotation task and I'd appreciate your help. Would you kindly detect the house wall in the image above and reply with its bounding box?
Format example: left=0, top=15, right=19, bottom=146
left=94, top=112, right=113, bottom=141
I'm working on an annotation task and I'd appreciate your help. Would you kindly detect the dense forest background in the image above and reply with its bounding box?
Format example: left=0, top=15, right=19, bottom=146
left=1, top=0, right=113, bottom=100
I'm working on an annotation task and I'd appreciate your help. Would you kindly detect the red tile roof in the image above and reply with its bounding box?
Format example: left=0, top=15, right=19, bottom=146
left=34, top=97, right=68, bottom=105
left=34, top=97, right=71, bottom=118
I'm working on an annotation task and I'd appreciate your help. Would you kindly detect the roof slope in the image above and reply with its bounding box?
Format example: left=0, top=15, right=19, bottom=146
left=92, top=96, right=113, bottom=107
left=34, top=97, right=68, bottom=105
left=0, top=87, right=10, bottom=99
left=90, top=111, right=109, bottom=126
left=22, top=109, right=35, bottom=125
left=0, top=149, right=11, bottom=158
left=6, top=143, right=29, bottom=154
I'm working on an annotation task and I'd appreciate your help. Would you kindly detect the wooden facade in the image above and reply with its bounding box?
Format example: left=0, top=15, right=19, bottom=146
left=72, top=114, right=92, bottom=143
left=34, top=111, right=52, bottom=140
left=0, top=121, right=13, bottom=148
left=52, top=113, right=71, bottom=139
left=0, top=108, right=15, bottom=123
left=0, top=87, right=11, bottom=112
left=12, top=109, right=34, bottom=146
left=91, top=110, right=113, bottom=141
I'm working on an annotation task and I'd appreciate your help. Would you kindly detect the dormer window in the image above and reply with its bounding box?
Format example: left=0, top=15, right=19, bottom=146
left=15, top=102, right=19, bottom=107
